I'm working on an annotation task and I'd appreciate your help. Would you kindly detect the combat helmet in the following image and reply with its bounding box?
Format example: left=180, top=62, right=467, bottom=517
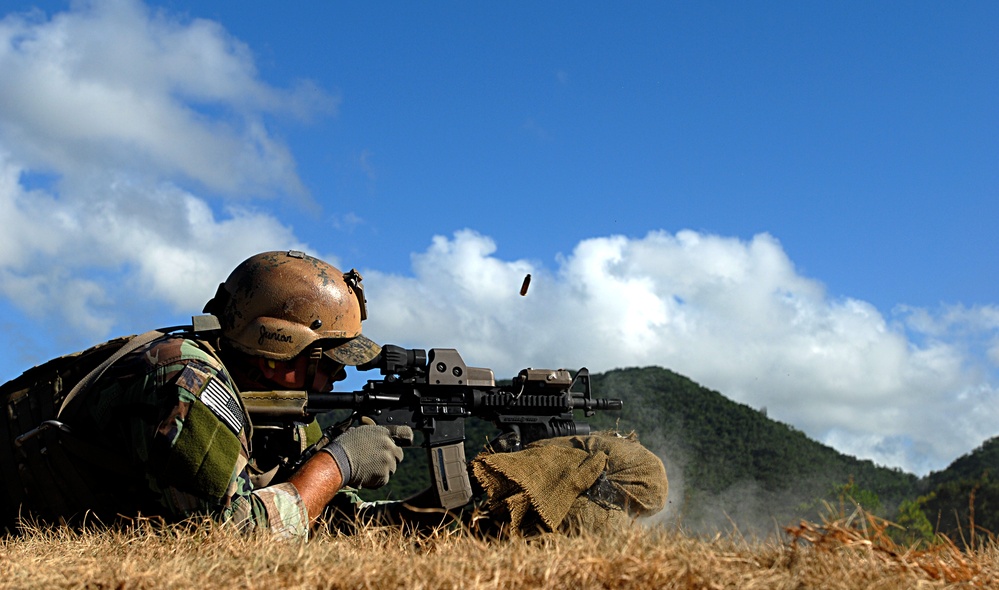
left=204, top=250, right=380, bottom=365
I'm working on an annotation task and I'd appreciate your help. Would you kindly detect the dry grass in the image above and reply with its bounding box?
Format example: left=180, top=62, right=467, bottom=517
left=2, top=511, right=999, bottom=589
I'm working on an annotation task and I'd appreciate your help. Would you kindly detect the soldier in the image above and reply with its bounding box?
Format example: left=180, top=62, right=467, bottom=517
left=1, top=250, right=407, bottom=538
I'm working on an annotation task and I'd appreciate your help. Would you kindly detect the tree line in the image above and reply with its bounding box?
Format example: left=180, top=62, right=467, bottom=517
left=340, top=365, right=994, bottom=544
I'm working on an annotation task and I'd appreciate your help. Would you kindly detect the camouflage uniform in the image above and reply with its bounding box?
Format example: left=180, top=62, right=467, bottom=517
left=72, top=334, right=310, bottom=538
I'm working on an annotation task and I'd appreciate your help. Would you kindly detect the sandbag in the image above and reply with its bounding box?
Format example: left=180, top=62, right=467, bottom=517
left=471, top=431, right=667, bottom=535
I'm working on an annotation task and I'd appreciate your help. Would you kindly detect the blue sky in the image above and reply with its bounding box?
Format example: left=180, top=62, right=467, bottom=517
left=0, top=0, right=997, bottom=476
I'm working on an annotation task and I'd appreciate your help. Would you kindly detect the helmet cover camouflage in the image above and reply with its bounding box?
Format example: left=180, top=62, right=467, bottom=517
left=205, top=250, right=379, bottom=364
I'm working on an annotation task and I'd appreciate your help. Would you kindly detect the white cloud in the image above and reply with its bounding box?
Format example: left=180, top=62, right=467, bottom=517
left=363, top=229, right=999, bottom=475
left=0, top=0, right=333, bottom=195
left=0, top=0, right=322, bottom=335
left=0, top=153, right=306, bottom=332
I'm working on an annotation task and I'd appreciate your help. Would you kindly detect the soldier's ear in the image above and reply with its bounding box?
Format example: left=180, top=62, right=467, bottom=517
left=256, top=357, right=277, bottom=379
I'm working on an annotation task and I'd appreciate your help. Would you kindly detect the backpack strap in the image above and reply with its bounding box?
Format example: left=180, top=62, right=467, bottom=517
left=55, top=315, right=223, bottom=421
left=55, top=329, right=168, bottom=421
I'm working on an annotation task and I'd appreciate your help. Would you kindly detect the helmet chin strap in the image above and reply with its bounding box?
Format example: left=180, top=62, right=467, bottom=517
left=305, top=346, right=324, bottom=390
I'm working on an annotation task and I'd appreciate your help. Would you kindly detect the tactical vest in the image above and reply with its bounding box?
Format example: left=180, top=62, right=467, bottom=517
left=0, top=318, right=221, bottom=532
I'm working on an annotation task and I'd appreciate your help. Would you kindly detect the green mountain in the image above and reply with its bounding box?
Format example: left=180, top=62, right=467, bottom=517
left=926, top=437, right=999, bottom=489
left=349, top=364, right=999, bottom=541
left=908, top=437, right=999, bottom=544
left=586, top=366, right=920, bottom=533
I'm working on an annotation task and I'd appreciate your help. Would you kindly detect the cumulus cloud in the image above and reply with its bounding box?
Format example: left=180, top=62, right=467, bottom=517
left=362, top=229, right=999, bottom=475
left=0, top=0, right=333, bottom=195
left=0, top=0, right=324, bottom=336
left=0, top=154, right=305, bottom=331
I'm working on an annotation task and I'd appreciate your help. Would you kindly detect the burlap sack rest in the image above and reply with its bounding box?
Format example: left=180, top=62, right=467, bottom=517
left=471, top=431, right=667, bottom=535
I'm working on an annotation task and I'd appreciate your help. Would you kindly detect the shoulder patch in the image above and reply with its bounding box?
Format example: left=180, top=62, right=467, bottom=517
left=199, top=375, right=245, bottom=435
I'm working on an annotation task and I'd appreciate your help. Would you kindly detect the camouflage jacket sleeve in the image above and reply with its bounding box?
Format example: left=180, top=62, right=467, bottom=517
left=83, top=335, right=309, bottom=538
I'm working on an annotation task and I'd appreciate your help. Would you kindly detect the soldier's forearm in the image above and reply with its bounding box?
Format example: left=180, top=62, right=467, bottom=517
left=287, top=451, right=345, bottom=522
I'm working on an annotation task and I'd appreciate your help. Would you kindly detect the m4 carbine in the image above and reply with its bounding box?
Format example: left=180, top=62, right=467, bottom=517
left=240, top=345, right=623, bottom=509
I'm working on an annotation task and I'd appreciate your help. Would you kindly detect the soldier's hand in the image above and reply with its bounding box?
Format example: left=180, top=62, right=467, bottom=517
left=322, top=424, right=404, bottom=489
left=359, top=415, right=414, bottom=447
left=385, top=424, right=415, bottom=446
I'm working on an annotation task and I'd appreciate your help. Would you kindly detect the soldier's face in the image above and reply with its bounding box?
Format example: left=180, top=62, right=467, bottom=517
left=257, top=353, right=345, bottom=391
left=312, top=360, right=346, bottom=392
left=258, top=356, right=304, bottom=387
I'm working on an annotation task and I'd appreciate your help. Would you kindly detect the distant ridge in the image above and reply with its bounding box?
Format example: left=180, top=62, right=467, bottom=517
left=356, top=365, right=994, bottom=538
left=587, top=366, right=919, bottom=533
left=916, top=436, right=999, bottom=542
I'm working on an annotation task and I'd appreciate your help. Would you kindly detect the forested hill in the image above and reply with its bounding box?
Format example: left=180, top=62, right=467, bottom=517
left=912, top=436, right=999, bottom=542
left=586, top=366, right=921, bottom=532
left=361, top=365, right=992, bottom=537
left=926, top=436, right=999, bottom=490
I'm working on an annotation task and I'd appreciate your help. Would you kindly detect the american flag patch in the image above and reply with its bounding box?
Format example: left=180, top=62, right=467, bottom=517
left=199, top=376, right=245, bottom=435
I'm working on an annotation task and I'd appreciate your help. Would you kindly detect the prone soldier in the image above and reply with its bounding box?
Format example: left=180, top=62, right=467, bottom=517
left=1, top=250, right=668, bottom=538
left=1, top=250, right=406, bottom=538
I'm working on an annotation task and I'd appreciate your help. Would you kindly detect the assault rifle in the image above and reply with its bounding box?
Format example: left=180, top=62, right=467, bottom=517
left=240, top=345, right=623, bottom=509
